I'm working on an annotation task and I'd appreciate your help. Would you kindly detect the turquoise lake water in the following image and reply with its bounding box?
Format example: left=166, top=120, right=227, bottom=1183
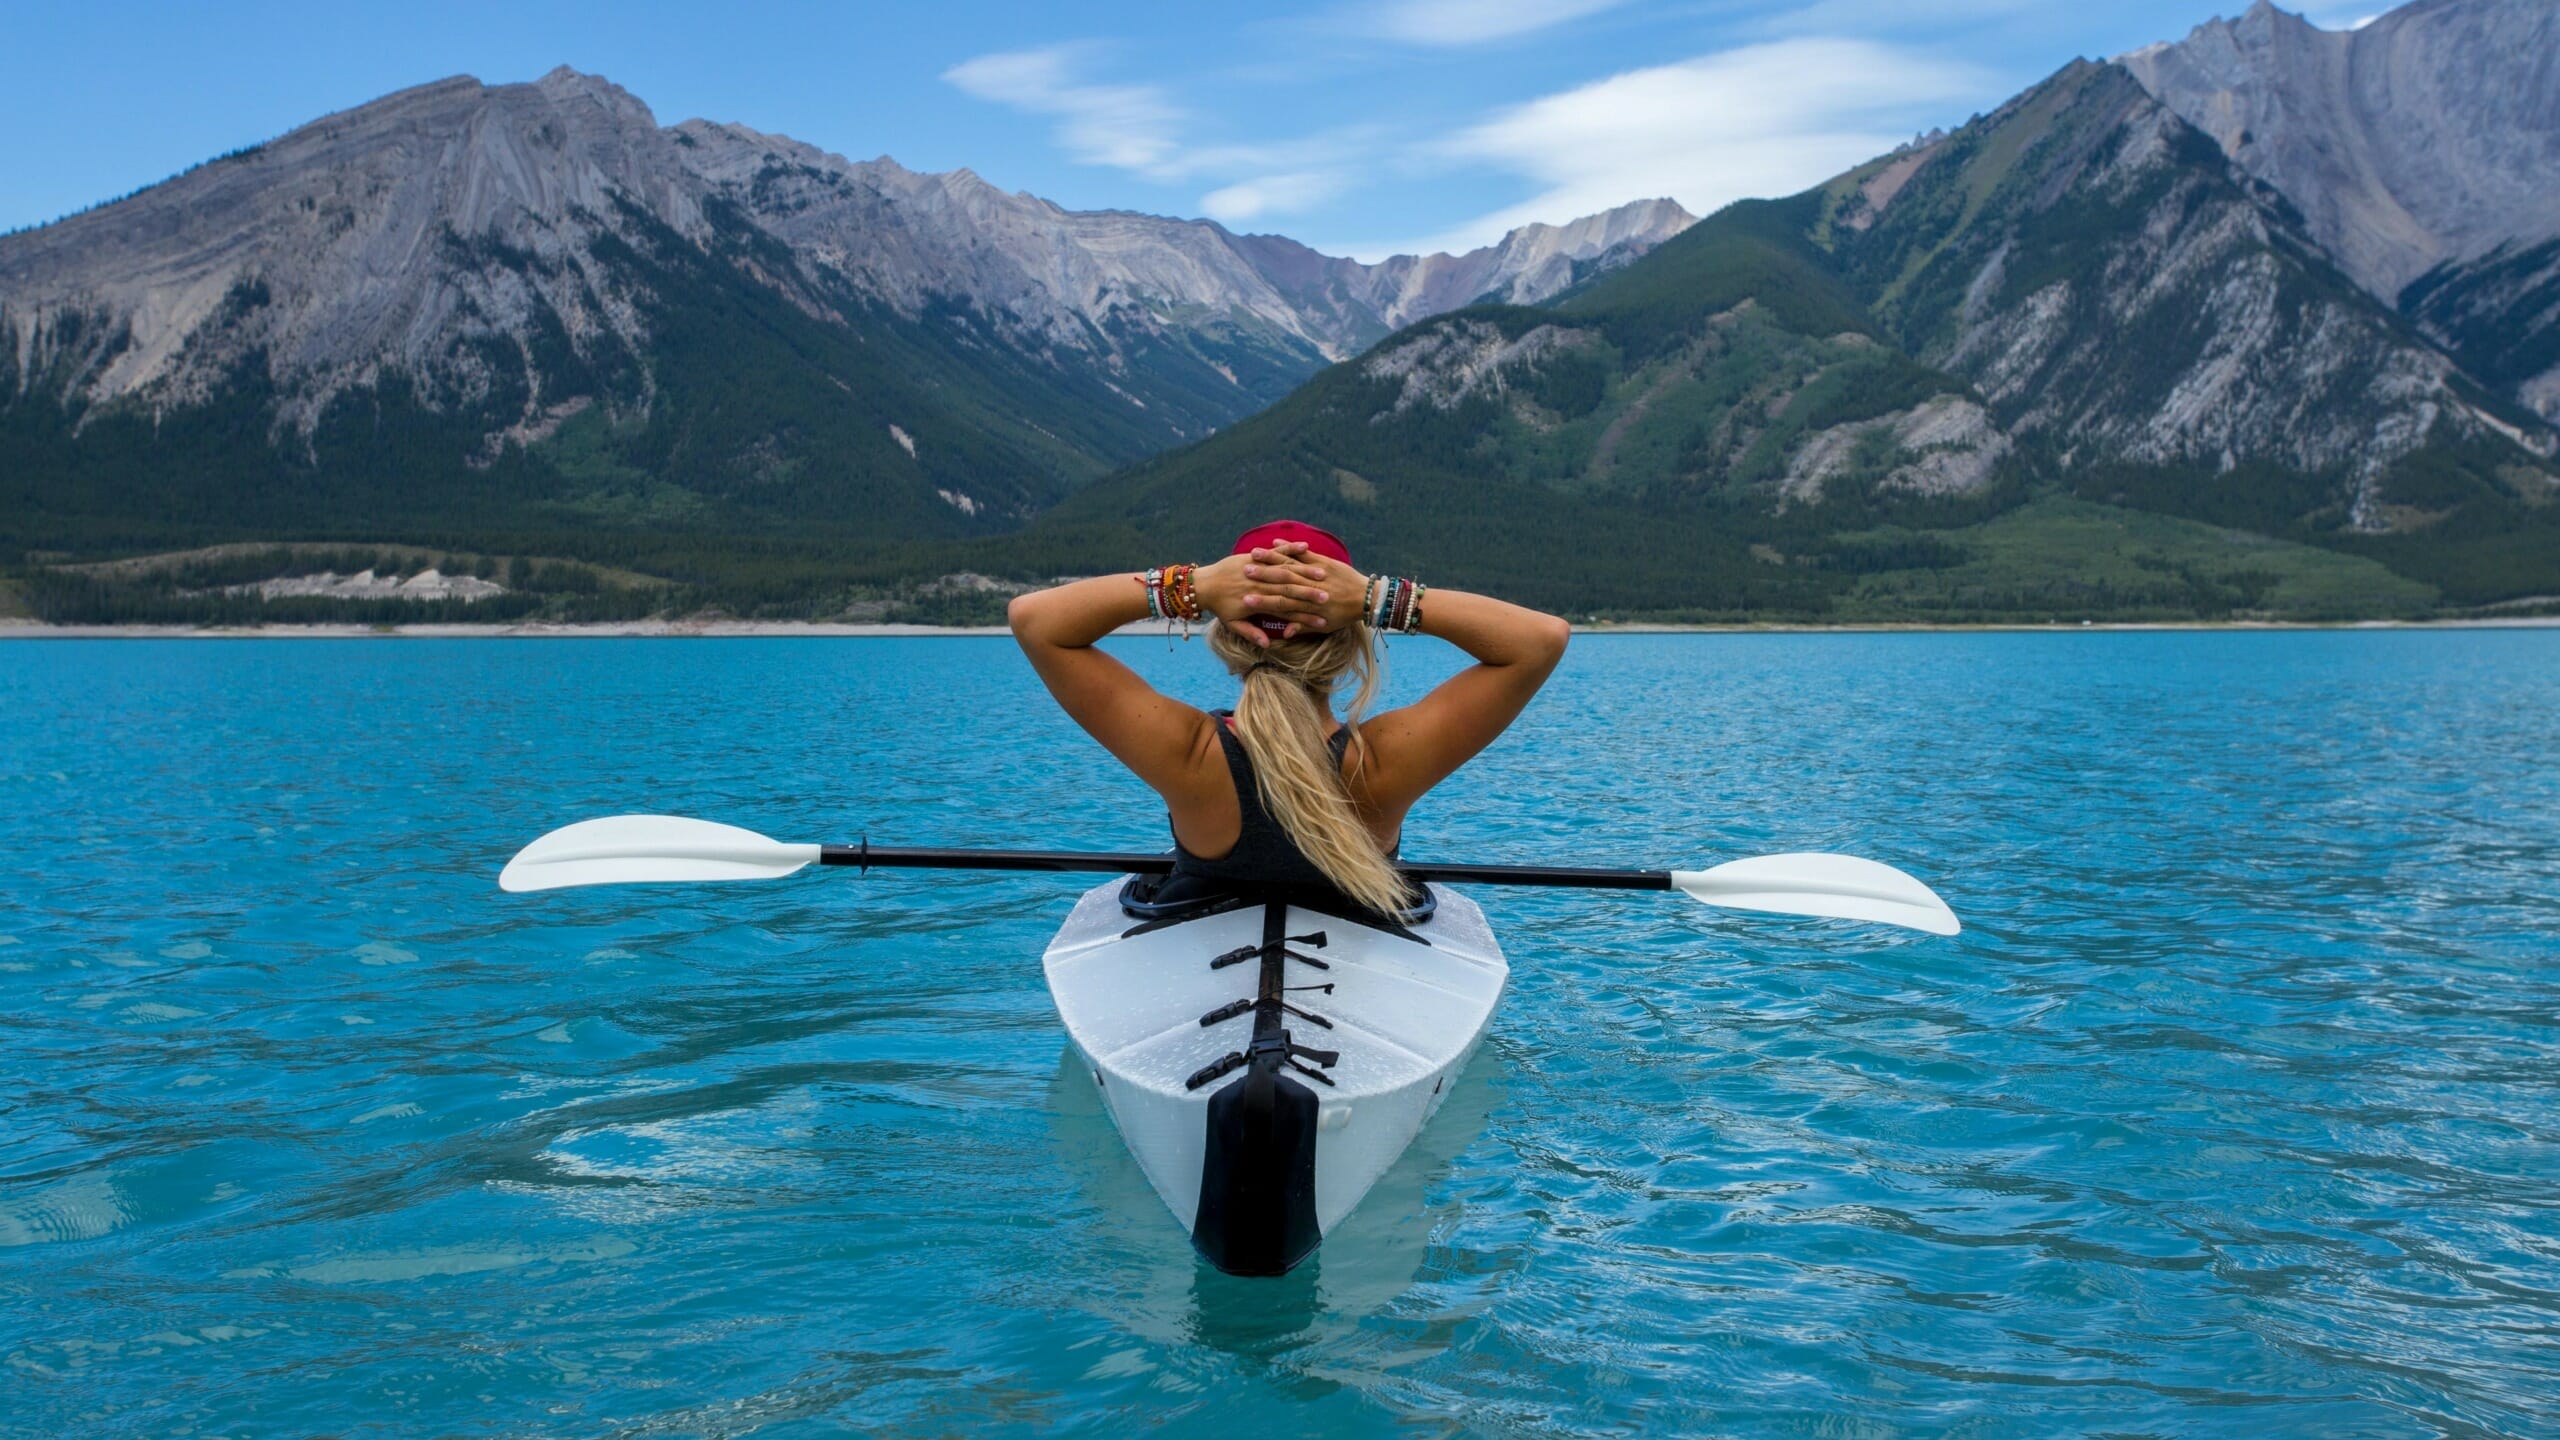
left=4, top=631, right=2555, bottom=1437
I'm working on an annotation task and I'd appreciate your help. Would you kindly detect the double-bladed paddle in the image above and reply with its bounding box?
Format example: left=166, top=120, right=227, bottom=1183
left=499, top=814, right=1960, bottom=936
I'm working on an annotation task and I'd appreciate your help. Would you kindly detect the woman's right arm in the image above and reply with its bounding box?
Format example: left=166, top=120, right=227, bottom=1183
left=1361, top=585, right=1571, bottom=804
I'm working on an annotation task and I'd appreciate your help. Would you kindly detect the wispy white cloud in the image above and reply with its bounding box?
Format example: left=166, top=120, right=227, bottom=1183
left=1201, top=171, right=1348, bottom=225
left=2297, top=3, right=2383, bottom=29
left=1747, top=0, right=2047, bottom=38
left=949, top=27, right=1995, bottom=255
left=944, top=44, right=1375, bottom=222
left=943, top=45, right=1184, bottom=173
left=1367, top=0, right=1631, bottom=47
left=1374, top=37, right=1986, bottom=258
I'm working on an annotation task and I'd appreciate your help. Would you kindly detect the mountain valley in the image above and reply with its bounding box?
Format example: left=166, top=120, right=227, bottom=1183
left=6, top=0, right=2556, bottom=626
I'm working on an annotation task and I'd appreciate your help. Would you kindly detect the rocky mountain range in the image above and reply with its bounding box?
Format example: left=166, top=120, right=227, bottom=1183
left=7, top=0, right=2558, bottom=623
left=1055, top=44, right=2559, bottom=615
left=0, top=66, right=1688, bottom=543
left=1839, top=61, right=2543, bottom=532
left=2120, top=0, right=2560, bottom=420
left=666, top=114, right=1688, bottom=375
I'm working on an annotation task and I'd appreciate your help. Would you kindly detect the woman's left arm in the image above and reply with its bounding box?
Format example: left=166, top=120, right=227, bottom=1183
left=1007, top=554, right=1332, bottom=794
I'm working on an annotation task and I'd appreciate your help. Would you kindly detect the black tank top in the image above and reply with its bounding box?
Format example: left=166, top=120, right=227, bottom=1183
left=1170, top=712, right=1382, bottom=887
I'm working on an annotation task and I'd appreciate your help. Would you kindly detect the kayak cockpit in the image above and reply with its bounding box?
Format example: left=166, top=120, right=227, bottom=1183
left=1114, top=871, right=1440, bottom=928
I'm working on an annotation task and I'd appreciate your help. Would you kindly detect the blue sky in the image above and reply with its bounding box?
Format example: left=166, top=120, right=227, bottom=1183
left=4, top=0, right=2385, bottom=259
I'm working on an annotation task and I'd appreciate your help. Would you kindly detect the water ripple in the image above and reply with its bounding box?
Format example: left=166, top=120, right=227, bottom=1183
left=1, top=632, right=2556, bottom=1436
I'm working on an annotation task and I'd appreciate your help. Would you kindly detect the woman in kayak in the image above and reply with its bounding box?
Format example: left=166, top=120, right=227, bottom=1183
left=1008, top=521, right=1569, bottom=917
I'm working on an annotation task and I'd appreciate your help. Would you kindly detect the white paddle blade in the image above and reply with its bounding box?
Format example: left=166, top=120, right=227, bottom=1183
left=1671, top=853, right=1960, bottom=936
left=499, top=815, right=822, bottom=893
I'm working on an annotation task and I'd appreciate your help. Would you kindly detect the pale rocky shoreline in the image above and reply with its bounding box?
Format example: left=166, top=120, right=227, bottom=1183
left=6, top=617, right=2556, bottom=639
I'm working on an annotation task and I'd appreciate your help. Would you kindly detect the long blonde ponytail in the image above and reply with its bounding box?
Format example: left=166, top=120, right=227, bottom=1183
left=1207, top=623, right=1410, bottom=917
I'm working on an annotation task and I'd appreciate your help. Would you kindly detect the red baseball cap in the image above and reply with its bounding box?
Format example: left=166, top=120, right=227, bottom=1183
left=1230, top=520, right=1351, bottom=637
left=1231, top=519, right=1351, bottom=565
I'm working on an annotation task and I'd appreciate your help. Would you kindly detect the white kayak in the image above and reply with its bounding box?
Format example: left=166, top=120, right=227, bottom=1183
left=1042, top=878, right=1509, bottom=1275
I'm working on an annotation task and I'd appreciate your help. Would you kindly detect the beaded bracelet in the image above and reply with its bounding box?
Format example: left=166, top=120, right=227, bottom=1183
left=1135, top=563, right=1202, bottom=641
left=1366, top=575, right=1427, bottom=635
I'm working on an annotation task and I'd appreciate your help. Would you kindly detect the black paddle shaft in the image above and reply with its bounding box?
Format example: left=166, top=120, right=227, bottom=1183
left=818, top=843, right=1674, bottom=890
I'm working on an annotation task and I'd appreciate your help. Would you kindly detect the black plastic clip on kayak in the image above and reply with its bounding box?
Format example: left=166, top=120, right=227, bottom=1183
left=1199, top=997, right=1334, bottom=1030
left=1190, top=900, right=1351, bottom=1095
left=1209, top=938, right=1329, bottom=971
left=1185, top=1051, right=1248, bottom=1090
left=1280, top=1039, right=1337, bottom=1086
left=1190, top=1022, right=1343, bottom=1093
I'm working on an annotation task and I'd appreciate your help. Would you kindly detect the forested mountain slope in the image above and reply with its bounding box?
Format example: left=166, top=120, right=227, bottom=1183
left=13, top=6, right=2559, bottom=625
left=1034, top=59, right=2559, bottom=616
left=0, top=67, right=1686, bottom=556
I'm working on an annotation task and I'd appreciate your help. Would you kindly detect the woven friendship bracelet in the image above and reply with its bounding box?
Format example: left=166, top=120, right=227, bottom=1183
left=1165, top=563, right=1201, bottom=621
left=1366, top=575, right=1425, bottom=635
left=1137, top=562, right=1203, bottom=642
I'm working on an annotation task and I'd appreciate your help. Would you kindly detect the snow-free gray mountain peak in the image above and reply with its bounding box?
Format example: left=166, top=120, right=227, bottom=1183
left=2120, top=0, right=2560, bottom=301
left=0, top=66, right=1690, bottom=449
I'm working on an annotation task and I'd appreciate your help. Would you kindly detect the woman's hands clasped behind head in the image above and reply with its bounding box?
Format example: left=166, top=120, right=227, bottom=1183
left=1195, top=541, right=1370, bottom=648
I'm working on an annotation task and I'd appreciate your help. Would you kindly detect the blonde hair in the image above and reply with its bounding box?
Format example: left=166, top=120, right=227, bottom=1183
left=1206, top=622, right=1410, bottom=917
